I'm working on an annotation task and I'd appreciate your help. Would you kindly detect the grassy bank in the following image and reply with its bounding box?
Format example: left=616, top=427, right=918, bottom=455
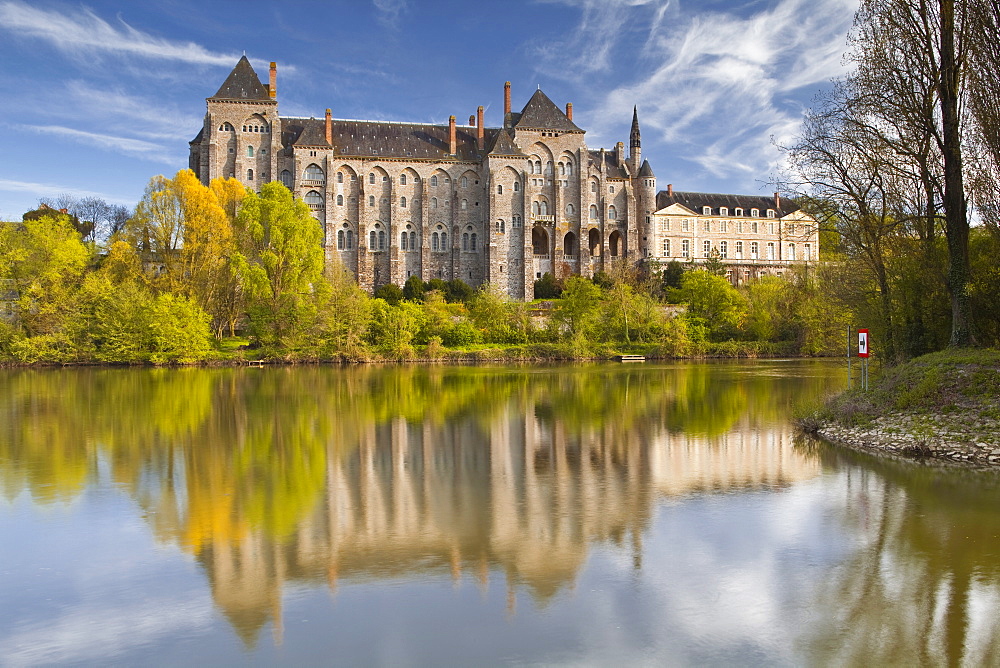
left=801, top=348, right=1000, bottom=466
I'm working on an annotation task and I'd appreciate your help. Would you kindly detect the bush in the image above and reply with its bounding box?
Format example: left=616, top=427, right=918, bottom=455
left=533, top=272, right=563, bottom=299
left=373, top=283, right=403, bottom=305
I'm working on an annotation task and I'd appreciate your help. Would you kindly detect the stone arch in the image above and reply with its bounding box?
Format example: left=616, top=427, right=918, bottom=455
left=337, top=164, right=358, bottom=182
left=531, top=197, right=549, bottom=216
left=429, top=167, right=450, bottom=189
left=609, top=230, right=622, bottom=257
left=559, top=151, right=575, bottom=175
left=563, top=231, right=577, bottom=257
left=589, top=176, right=600, bottom=194
left=240, top=113, right=270, bottom=134
left=532, top=226, right=549, bottom=256
left=459, top=169, right=478, bottom=189
left=588, top=228, right=601, bottom=256
left=303, top=163, right=325, bottom=184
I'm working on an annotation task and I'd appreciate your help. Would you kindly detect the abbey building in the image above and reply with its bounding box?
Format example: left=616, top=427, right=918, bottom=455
left=189, top=57, right=818, bottom=299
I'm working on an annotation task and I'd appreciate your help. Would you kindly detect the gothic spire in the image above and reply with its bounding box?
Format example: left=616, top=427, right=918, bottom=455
left=630, top=105, right=641, bottom=151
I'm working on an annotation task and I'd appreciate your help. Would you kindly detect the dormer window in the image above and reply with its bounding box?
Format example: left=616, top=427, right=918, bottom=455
left=702, top=206, right=711, bottom=215
left=719, top=207, right=728, bottom=216
left=734, top=208, right=743, bottom=216
left=751, top=208, right=759, bottom=217
left=767, top=209, right=776, bottom=218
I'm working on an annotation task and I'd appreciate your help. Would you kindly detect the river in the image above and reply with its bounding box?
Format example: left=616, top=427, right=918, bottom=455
left=1, top=361, right=998, bottom=666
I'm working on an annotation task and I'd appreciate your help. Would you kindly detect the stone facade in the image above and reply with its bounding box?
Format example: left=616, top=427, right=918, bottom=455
left=189, top=57, right=817, bottom=298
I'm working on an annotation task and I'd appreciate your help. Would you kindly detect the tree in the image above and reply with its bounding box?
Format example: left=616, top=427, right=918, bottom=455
left=533, top=272, right=562, bottom=299
left=552, top=276, right=602, bottom=338
left=673, top=270, right=746, bottom=342
left=402, top=275, right=425, bottom=302
left=232, top=181, right=325, bottom=346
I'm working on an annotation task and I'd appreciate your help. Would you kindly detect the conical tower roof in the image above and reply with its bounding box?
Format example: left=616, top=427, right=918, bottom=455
left=488, top=128, right=526, bottom=156
left=211, top=56, right=271, bottom=101
left=514, top=89, right=582, bottom=133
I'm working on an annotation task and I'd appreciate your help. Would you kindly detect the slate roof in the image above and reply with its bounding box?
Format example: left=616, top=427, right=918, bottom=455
left=488, top=128, right=526, bottom=157
left=281, top=117, right=486, bottom=160
left=638, top=159, right=654, bottom=177
left=514, top=89, right=583, bottom=133
left=656, top=191, right=801, bottom=217
left=590, top=150, right=628, bottom=178
left=211, top=56, right=271, bottom=101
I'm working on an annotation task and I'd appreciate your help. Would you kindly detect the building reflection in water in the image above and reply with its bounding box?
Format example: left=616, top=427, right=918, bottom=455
left=0, top=364, right=825, bottom=647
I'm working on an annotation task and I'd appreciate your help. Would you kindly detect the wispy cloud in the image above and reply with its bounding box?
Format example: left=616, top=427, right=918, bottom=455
left=0, top=178, right=134, bottom=205
left=63, top=81, right=202, bottom=142
left=373, top=0, right=409, bottom=29
left=20, top=125, right=176, bottom=164
left=0, top=1, right=237, bottom=65
left=579, top=0, right=858, bottom=185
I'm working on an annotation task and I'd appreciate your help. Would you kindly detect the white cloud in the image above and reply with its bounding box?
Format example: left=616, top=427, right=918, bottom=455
left=0, top=1, right=237, bottom=65
left=373, top=0, right=409, bottom=29
left=0, top=178, right=134, bottom=205
left=577, top=0, right=859, bottom=186
left=19, top=125, right=176, bottom=165
left=62, top=81, right=202, bottom=142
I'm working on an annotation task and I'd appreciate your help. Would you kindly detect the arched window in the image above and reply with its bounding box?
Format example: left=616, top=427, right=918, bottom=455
left=370, top=231, right=377, bottom=249
left=566, top=163, right=573, bottom=176
left=497, top=185, right=503, bottom=194
left=471, top=233, right=477, bottom=251
left=461, top=176, right=468, bottom=188
left=305, top=190, right=323, bottom=206
left=608, top=205, right=617, bottom=219
left=545, top=161, right=553, bottom=175
left=432, top=231, right=440, bottom=251
left=400, top=174, right=407, bottom=185
left=563, top=231, right=577, bottom=257
left=462, top=233, right=469, bottom=251
left=532, top=201, right=539, bottom=215
left=431, top=175, right=438, bottom=186
left=751, top=241, right=759, bottom=258
left=247, top=168, right=254, bottom=180
left=401, top=196, right=407, bottom=208
left=513, top=182, right=520, bottom=192
left=302, top=164, right=322, bottom=183
left=280, top=170, right=292, bottom=188
left=461, top=199, right=468, bottom=210
left=337, top=194, right=343, bottom=206
left=432, top=197, right=438, bottom=209
left=369, top=195, right=375, bottom=207
left=400, top=232, right=408, bottom=250
left=367, top=173, right=374, bottom=184
left=379, top=230, right=386, bottom=250
left=441, top=231, right=447, bottom=249
left=247, top=146, right=254, bottom=157
left=540, top=200, right=548, bottom=215
left=591, top=181, right=597, bottom=193
left=409, top=231, right=416, bottom=249
left=337, top=230, right=345, bottom=250
left=338, top=172, right=344, bottom=183
left=589, top=228, right=601, bottom=256
left=498, top=219, right=505, bottom=233
left=566, top=203, right=575, bottom=215
left=534, top=160, right=541, bottom=173
left=559, top=163, right=565, bottom=175
left=589, top=205, right=598, bottom=219
left=346, top=229, right=354, bottom=250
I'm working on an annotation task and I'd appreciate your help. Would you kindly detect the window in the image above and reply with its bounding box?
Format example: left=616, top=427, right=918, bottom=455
left=337, top=230, right=345, bottom=250
left=400, top=174, right=407, bottom=185
left=719, top=241, right=728, bottom=258
left=804, top=243, right=812, bottom=260
left=346, top=228, right=354, bottom=250
left=513, top=182, right=519, bottom=192
left=720, top=207, right=728, bottom=216
left=400, top=232, right=408, bottom=250
left=609, top=186, right=615, bottom=193
left=662, top=239, right=670, bottom=256
left=735, top=241, right=743, bottom=258
left=432, top=197, right=438, bottom=209
left=337, top=194, right=343, bottom=206
left=247, top=146, right=254, bottom=157
left=369, top=195, right=375, bottom=207
left=304, top=164, right=324, bottom=182
left=461, top=176, right=468, bottom=188
left=703, top=221, right=711, bottom=232
left=682, top=219, right=690, bottom=232
left=737, top=221, right=743, bottom=233
left=432, top=232, right=439, bottom=251
left=608, top=205, right=617, bottom=219
left=338, top=172, right=344, bottom=183
left=370, top=231, right=377, bottom=248
left=566, top=163, right=573, bottom=176
left=751, top=242, right=759, bottom=258
left=682, top=239, right=690, bottom=258
left=305, top=190, right=322, bottom=206
left=471, top=233, right=477, bottom=251
left=497, top=185, right=503, bottom=194
left=767, top=209, right=776, bottom=218
left=378, top=230, right=386, bottom=250
left=750, top=208, right=759, bottom=217
left=369, top=173, right=375, bottom=184
left=247, top=168, right=254, bottom=180
left=441, top=231, right=447, bottom=249
left=401, top=196, right=407, bottom=208
left=462, top=232, right=469, bottom=251
left=513, top=215, right=521, bottom=227
left=735, top=208, right=743, bottom=216
left=566, top=203, right=574, bottom=215
left=589, top=205, right=598, bottom=220
left=769, top=222, right=775, bottom=234
left=431, top=175, right=438, bottom=186
left=720, top=221, right=728, bottom=233
left=703, top=206, right=711, bottom=215
left=410, top=231, right=416, bottom=249
left=704, top=240, right=712, bottom=257
left=788, top=243, right=796, bottom=260
left=535, top=160, right=541, bottom=173
left=280, top=170, right=292, bottom=188
left=767, top=242, right=775, bottom=259
left=559, top=163, right=565, bottom=176
left=461, top=199, right=468, bottom=210
left=591, top=181, right=597, bottom=193
left=787, top=223, right=795, bottom=235
left=752, top=221, right=759, bottom=234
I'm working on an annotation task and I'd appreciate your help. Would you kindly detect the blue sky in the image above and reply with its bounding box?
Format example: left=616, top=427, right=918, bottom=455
left=0, top=0, right=858, bottom=221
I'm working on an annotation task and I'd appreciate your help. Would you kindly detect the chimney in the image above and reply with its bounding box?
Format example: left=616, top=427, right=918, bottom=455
left=504, top=81, right=511, bottom=115
left=774, top=191, right=781, bottom=209
left=269, top=62, right=277, bottom=99
left=565, top=102, right=573, bottom=121
left=449, top=115, right=456, bottom=155
left=469, top=115, right=476, bottom=126
left=477, top=105, right=484, bottom=150
left=325, top=109, right=332, bottom=144
left=668, top=184, right=673, bottom=197
left=59, top=208, right=68, bottom=214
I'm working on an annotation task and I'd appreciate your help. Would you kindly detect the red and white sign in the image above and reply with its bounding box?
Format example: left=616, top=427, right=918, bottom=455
left=858, top=329, right=869, bottom=358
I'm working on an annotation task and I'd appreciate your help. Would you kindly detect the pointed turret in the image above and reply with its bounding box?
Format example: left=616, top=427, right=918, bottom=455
left=514, top=89, right=583, bottom=133
left=211, top=56, right=271, bottom=101
left=629, top=106, right=641, bottom=172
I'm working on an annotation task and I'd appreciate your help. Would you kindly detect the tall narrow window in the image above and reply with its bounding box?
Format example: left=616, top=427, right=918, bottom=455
left=662, top=239, right=670, bottom=256
left=767, top=242, right=775, bottom=259
left=462, top=233, right=469, bottom=251
left=461, top=176, right=468, bottom=188
left=432, top=232, right=439, bottom=251
left=346, top=229, right=354, bottom=249
left=431, top=175, right=438, bottom=186
left=400, top=174, right=407, bottom=185
left=471, top=233, right=477, bottom=251
left=751, top=241, right=759, bottom=258
left=804, top=243, right=811, bottom=260
left=566, top=203, right=575, bottom=215
left=400, top=233, right=408, bottom=250
left=370, top=231, right=377, bottom=248
left=608, top=205, right=617, bottom=219
left=337, top=230, right=345, bottom=250
left=247, top=169, right=254, bottom=180
left=401, top=196, right=407, bottom=208
left=497, top=185, right=503, bottom=194
left=379, top=230, right=386, bottom=250
left=704, top=240, right=711, bottom=257
left=736, top=241, right=743, bottom=258
left=247, top=146, right=254, bottom=157
left=369, top=173, right=375, bottom=184
left=514, top=182, right=520, bottom=192
left=719, top=241, right=728, bottom=258
left=369, top=195, right=375, bottom=207
left=441, top=231, right=447, bottom=249
left=338, top=172, right=344, bottom=183
left=337, top=195, right=343, bottom=206
left=787, top=243, right=795, bottom=260
left=682, top=239, right=690, bottom=258
left=410, top=231, right=416, bottom=249
left=432, top=197, right=438, bottom=209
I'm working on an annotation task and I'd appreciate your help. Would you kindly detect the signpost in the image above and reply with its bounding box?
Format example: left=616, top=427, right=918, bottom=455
left=858, top=329, right=870, bottom=390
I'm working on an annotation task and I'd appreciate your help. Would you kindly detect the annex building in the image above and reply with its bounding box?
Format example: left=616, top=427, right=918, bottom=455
left=189, top=57, right=818, bottom=299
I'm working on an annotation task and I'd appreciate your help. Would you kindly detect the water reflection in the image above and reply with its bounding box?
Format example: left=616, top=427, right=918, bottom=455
left=4, top=362, right=997, bottom=663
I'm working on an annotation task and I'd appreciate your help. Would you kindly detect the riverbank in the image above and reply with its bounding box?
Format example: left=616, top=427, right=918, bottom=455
left=801, top=348, right=1000, bottom=467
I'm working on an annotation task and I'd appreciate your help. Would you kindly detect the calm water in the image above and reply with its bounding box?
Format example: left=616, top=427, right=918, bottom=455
left=1, top=361, right=999, bottom=666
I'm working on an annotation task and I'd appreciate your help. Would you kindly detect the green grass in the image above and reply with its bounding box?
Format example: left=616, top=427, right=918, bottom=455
left=806, top=347, right=1000, bottom=429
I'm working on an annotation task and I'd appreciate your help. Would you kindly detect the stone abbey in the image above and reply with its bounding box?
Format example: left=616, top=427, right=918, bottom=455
left=189, top=57, right=818, bottom=299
